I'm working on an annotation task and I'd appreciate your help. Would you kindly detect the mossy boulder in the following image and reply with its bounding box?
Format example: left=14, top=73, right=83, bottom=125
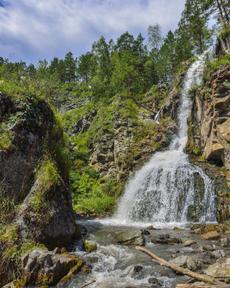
left=83, top=240, right=97, bottom=253
left=0, top=93, right=77, bottom=285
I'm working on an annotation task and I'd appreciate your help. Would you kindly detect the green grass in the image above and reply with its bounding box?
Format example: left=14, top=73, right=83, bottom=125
left=29, top=158, right=60, bottom=212
left=74, top=195, right=116, bottom=215
left=36, top=158, right=60, bottom=189
left=206, top=54, right=230, bottom=75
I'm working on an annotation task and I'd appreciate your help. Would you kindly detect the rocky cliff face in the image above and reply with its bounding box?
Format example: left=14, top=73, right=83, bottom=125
left=188, top=62, right=230, bottom=222
left=63, top=83, right=181, bottom=214
left=0, top=92, right=77, bottom=285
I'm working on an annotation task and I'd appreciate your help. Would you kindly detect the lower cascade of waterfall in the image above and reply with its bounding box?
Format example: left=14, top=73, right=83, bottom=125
left=112, top=52, right=216, bottom=226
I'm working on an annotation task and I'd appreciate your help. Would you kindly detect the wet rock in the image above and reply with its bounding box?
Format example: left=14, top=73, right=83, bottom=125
left=220, top=237, right=230, bottom=247
left=159, top=266, right=176, bottom=278
left=173, top=227, right=183, bottom=231
left=21, top=249, right=84, bottom=286
left=146, top=225, right=157, bottom=230
left=183, top=239, right=196, bottom=247
left=133, top=265, right=143, bottom=274
left=201, top=231, right=220, bottom=240
left=170, top=255, right=188, bottom=267
left=141, top=229, right=150, bottom=236
left=151, top=234, right=181, bottom=245
left=197, top=252, right=213, bottom=265
left=115, top=230, right=145, bottom=246
left=201, top=244, right=217, bottom=251
left=187, top=256, right=201, bottom=271
left=170, top=255, right=201, bottom=271
left=204, top=258, right=230, bottom=278
left=83, top=240, right=97, bottom=253
left=210, top=249, right=225, bottom=259
left=148, top=277, right=162, bottom=287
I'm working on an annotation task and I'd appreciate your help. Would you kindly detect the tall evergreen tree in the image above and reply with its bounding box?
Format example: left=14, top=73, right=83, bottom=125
left=64, top=52, right=76, bottom=82
left=77, top=52, right=96, bottom=83
left=148, top=24, right=162, bottom=50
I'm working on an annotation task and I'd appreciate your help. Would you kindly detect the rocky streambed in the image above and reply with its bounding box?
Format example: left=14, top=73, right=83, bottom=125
left=62, top=221, right=230, bottom=288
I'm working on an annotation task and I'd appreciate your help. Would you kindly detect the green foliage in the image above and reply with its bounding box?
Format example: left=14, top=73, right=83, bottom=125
left=28, top=158, right=60, bottom=212
left=204, top=54, right=230, bottom=79
left=36, top=158, right=60, bottom=189
left=75, top=194, right=116, bottom=215
left=0, top=129, right=13, bottom=150
left=192, top=146, right=202, bottom=156
left=0, top=194, right=16, bottom=224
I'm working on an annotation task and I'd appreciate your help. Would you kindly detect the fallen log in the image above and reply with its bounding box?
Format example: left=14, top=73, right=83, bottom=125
left=80, top=280, right=96, bottom=288
left=176, top=285, right=213, bottom=288
left=136, top=246, right=228, bottom=287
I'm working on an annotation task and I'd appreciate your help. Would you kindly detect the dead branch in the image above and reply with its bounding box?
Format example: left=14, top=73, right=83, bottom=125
left=136, top=246, right=228, bottom=288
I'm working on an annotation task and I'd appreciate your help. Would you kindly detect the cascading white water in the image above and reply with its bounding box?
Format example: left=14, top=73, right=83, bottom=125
left=113, top=53, right=216, bottom=225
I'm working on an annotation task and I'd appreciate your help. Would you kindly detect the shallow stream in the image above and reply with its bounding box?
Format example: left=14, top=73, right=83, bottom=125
left=67, top=220, right=224, bottom=288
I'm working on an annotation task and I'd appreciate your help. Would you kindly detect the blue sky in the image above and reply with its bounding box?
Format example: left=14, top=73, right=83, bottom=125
left=0, top=0, right=185, bottom=63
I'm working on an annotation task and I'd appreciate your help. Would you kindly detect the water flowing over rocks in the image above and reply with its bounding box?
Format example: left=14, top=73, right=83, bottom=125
left=113, top=53, right=216, bottom=225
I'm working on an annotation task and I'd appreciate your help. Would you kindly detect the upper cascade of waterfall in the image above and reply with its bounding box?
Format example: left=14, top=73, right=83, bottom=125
left=111, top=52, right=216, bottom=226
left=170, top=52, right=207, bottom=152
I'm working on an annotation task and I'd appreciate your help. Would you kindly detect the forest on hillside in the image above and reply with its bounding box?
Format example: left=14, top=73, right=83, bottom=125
left=0, top=1, right=230, bottom=286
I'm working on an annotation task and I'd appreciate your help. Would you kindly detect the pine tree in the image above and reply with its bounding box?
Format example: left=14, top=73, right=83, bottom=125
left=64, top=52, right=76, bottom=83
left=77, top=52, right=96, bottom=83
left=148, top=24, right=162, bottom=50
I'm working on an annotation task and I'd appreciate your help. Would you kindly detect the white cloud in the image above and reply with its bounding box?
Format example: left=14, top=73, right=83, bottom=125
left=0, top=0, right=185, bottom=62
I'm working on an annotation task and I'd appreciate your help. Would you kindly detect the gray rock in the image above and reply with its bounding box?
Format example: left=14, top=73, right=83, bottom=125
left=170, top=255, right=188, bottom=267
left=220, top=237, right=229, bottom=247
left=21, top=248, right=84, bottom=286
left=151, top=234, right=181, bottom=244
left=170, top=255, right=201, bottom=271
left=210, top=249, right=225, bottom=259
left=204, top=258, right=230, bottom=278
left=115, top=230, right=145, bottom=246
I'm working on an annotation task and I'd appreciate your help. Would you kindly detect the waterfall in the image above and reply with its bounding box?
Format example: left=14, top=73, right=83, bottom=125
left=113, top=53, right=216, bottom=225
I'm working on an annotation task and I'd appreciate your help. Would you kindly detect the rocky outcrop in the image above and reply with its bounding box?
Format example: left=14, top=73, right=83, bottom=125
left=0, top=93, right=76, bottom=247
left=189, top=64, right=230, bottom=222
left=196, top=67, right=230, bottom=168
left=0, top=93, right=78, bottom=286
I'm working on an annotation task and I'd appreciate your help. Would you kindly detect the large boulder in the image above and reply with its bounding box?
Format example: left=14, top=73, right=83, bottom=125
left=204, top=258, right=230, bottom=278
left=0, top=93, right=77, bottom=246
left=19, top=249, right=84, bottom=287
left=0, top=93, right=78, bottom=286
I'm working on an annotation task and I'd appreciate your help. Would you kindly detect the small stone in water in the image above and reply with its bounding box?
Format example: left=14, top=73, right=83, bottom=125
left=147, top=225, right=157, bottom=230
left=148, top=277, right=162, bottom=287
left=133, top=265, right=143, bottom=273
left=220, top=237, right=229, bottom=247
left=183, top=240, right=196, bottom=247
left=141, top=229, right=150, bottom=235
